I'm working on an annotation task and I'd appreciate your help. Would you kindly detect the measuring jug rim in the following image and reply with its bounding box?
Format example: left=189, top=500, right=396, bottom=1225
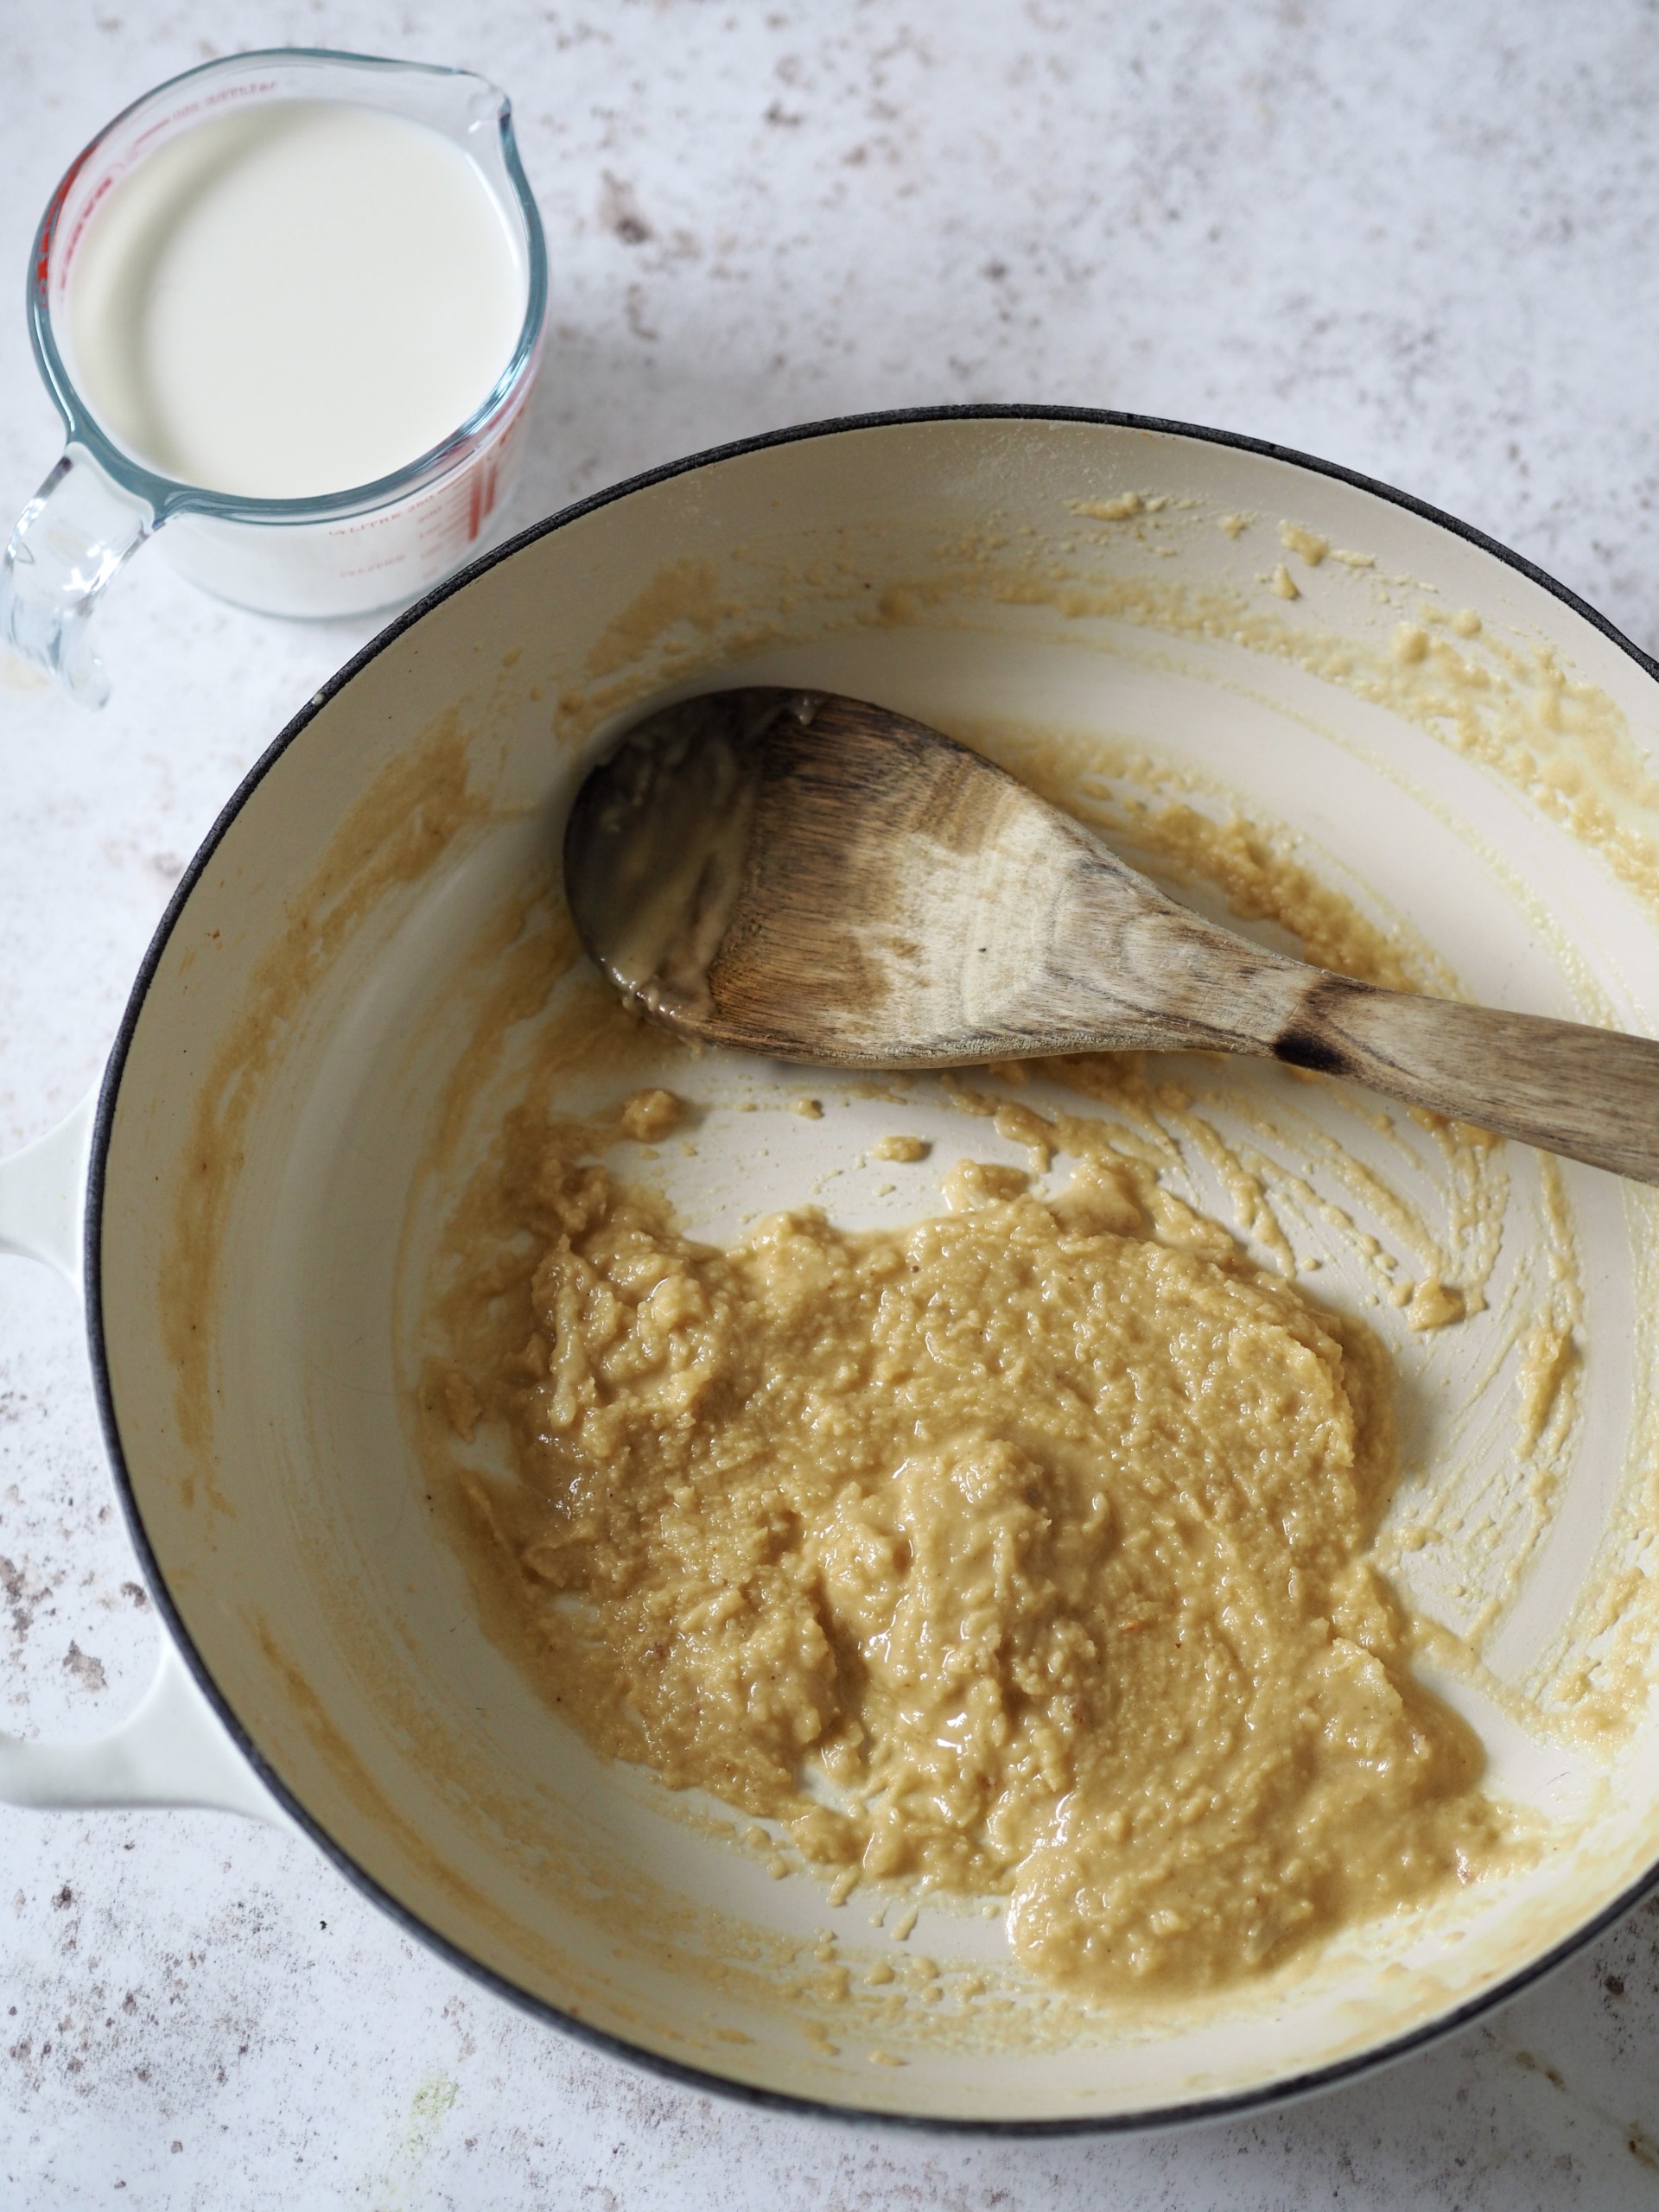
left=24, top=45, right=550, bottom=524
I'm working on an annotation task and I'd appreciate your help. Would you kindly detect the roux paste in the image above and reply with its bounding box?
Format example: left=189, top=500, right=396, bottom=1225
left=432, top=1077, right=1508, bottom=1997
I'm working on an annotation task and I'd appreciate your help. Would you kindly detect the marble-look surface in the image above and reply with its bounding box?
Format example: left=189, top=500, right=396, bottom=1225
left=4, top=3, right=1659, bottom=2204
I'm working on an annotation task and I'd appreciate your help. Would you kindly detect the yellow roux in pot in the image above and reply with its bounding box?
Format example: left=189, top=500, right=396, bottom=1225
left=429, top=788, right=1537, bottom=2001
left=441, top=1093, right=1506, bottom=1996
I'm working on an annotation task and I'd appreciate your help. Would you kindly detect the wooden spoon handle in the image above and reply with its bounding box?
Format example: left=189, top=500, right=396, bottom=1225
left=1269, top=974, right=1659, bottom=1184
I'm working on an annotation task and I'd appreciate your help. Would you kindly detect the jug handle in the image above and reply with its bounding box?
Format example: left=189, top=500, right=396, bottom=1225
left=0, top=446, right=154, bottom=709
left=0, top=1093, right=290, bottom=1827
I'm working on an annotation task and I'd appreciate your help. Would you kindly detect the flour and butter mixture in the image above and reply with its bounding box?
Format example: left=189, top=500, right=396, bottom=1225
left=432, top=1070, right=1510, bottom=1998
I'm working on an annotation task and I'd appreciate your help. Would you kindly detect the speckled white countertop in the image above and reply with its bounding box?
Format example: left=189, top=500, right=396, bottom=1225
left=5, top=3, right=1659, bottom=2204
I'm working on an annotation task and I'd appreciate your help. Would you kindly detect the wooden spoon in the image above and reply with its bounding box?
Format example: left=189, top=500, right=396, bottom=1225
left=563, top=688, right=1659, bottom=1184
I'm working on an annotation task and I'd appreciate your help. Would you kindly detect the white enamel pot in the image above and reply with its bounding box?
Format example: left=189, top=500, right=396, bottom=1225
left=7, top=410, right=1659, bottom=2129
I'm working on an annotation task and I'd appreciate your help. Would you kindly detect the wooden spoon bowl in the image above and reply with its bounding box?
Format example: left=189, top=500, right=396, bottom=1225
left=566, top=687, right=1659, bottom=1184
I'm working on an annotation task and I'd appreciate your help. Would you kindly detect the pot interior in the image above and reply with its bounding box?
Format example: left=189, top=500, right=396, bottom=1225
left=96, top=416, right=1659, bottom=2122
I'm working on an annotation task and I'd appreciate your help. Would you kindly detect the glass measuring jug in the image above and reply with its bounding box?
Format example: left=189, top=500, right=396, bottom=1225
left=1, top=48, right=548, bottom=707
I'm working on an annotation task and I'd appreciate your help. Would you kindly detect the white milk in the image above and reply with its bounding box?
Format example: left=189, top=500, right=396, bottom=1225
left=67, top=100, right=526, bottom=499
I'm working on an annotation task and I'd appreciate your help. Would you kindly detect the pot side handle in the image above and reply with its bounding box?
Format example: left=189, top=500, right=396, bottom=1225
left=0, top=1086, right=96, bottom=1275
left=0, top=1092, right=292, bottom=1829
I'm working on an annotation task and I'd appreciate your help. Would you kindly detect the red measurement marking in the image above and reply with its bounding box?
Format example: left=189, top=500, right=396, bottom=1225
left=57, top=169, right=118, bottom=287
left=34, top=144, right=92, bottom=292
left=334, top=549, right=413, bottom=581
